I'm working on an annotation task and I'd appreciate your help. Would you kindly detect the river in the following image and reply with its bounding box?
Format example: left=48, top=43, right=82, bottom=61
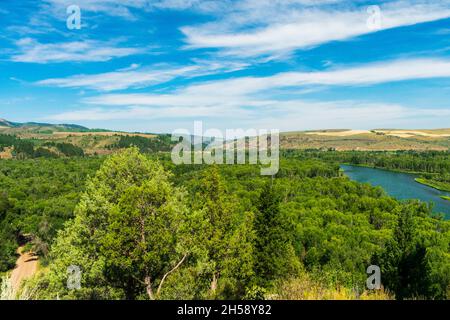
left=341, top=165, right=450, bottom=219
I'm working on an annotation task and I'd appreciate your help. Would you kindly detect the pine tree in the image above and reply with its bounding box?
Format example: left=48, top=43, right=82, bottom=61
left=378, top=202, right=431, bottom=299
left=193, top=166, right=254, bottom=298
left=254, top=182, right=299, bottom=286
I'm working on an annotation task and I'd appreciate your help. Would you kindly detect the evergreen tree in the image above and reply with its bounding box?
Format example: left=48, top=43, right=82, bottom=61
left=254, top=182, right=300, bottom=286
left=193, top=167, right=254, bottom=298
left=34, top=148, right=193, bottom=299
left=378, top=202, right=432, bottom=299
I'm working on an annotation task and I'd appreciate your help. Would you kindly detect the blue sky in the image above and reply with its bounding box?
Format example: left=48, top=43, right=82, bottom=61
left=1, top=0, right=450, bottom=133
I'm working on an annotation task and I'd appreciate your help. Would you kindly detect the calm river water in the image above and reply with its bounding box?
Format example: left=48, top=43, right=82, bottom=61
left=341, top=165, right=450, bottom=219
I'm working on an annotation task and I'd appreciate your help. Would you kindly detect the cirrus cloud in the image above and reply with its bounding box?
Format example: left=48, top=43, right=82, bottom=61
left=10, top=38, right=145, bottom=63
left=35, top=60, right=249, bottom=91
left=181, top=1, right=450, bottom=58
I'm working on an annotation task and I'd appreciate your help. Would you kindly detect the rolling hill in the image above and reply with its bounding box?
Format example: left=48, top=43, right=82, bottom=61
left=280, top=129, right=450, bottom=151
left=1, top=119, right=450, bottom=156
left=0, top=118, right=90, bottom=132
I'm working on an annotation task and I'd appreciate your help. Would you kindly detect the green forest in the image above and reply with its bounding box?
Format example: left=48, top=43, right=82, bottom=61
left=0, top=134, right=85, bottom=159
left=1, top=147, right=449, bottom=300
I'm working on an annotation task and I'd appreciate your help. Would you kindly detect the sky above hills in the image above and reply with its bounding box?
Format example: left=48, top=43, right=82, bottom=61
left=1, top=0, right=450, bottom=133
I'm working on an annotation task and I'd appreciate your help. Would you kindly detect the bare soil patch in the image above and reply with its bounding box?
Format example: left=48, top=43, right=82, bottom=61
left=305, top=130, right=371, bottom=137
left=10, top=247, right=38, bottom=293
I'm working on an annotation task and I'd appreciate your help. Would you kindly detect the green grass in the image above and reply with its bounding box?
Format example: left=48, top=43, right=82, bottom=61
left=415, top=178, right=450, bottom=192
left=441, top=196, right=450, bottom=201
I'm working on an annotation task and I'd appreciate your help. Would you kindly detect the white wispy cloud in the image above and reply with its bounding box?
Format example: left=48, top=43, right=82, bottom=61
left=239, top=58, right=450, bottom=89
left=181, top=0, right=450, bottom=58
left=35, top=61, right=249, bottom=91
left=47, top=104, right=250, bottom=121
left=46, top=100, right=450, bottom=132
left=45, top=57, right=450, bottom=130
left=10, top=38, right=144, bottom=63
left=252, top=101, right=450, bottom=131
left=187, top=57, right=450, bottom=93
left=77, top=58, right=450, bottom=101
left=36, top=65, right=201, bottom=91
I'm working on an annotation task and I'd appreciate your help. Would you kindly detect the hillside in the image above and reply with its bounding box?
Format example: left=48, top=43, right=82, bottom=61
left=281, top=129, right=450, bottom=151
left=1, top=119, right=450, bottom=156
left=0, top=119, right=161, bottom=157
left=0, top=118, right=91, bottom=133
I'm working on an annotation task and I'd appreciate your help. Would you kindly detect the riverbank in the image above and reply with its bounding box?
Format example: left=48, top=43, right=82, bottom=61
left=341, top=163, right=425, bottom=175
left=441, top=196, right=450, bottom=201
left=415, top=178, right=450, bottom=192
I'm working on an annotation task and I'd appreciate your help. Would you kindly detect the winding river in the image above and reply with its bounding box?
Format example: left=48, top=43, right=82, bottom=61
left=341, top=165, right=450, bottom=219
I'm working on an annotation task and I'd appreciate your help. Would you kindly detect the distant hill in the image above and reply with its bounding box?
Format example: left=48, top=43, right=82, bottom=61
left=0, top=118, right=18, bottom=127
left=0, top=118, right=160, bottom=157
left=281, top=129, right=450, bottom=151
left=0, top=118, right=90, bottom=132
left=1, top=118, right=449, bottom=153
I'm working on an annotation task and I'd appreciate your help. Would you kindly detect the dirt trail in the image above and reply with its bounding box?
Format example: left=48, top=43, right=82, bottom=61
left=10, top=247, right=38, bottom=293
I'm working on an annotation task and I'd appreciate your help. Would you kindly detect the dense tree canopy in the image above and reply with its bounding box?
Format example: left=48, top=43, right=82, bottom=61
left=1, top=148, right=449, bottom=300
left=0, top=157, right=103, bottom=270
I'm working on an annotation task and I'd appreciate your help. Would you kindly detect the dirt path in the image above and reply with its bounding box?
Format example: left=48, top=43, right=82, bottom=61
left=10, top=247, right=38, bottom=293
